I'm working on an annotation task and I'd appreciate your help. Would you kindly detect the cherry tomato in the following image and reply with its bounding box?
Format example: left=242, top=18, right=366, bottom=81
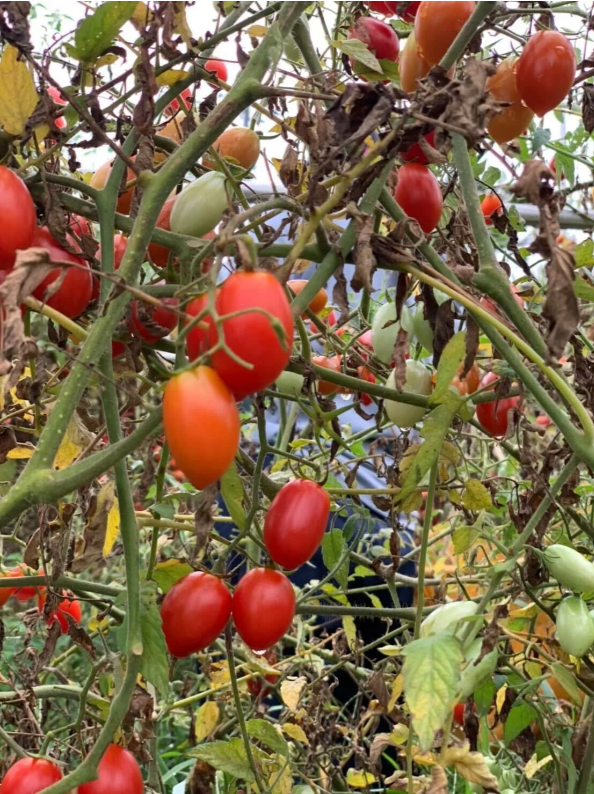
left=401, top=130, right=436, bottom=165
left=263, top=479, right=331, bottom=569
left=204, top=58, right=228, bottom=85
left=48, top=85, right=66, bottom=129
left=481, top=194, right=503, bottom=226
left=127, top=297, right=178, bottom=344
left=288, top=280, right=328, bottom=316
left=31, top=227, right=92, bottom=319
left=164, top=87, right=192, bottom=117
left=185, top=293, right=211, bottom=361
left=357, top=366, right=377, bottom=406
left=415, top=1, right=475, bottom=66
left=451, top=362, right=480, bottom=396
left=476, top=371, right=520, bottom=439
left=394, top=163, right=443, bottom=233
left=0, top=757, right=63, bottom=793
left=38, top=590, right=82, bottom=634
left=453, top=702, right=465, bottom=727
left=486, top=57, right=534, bottom=144
left=311, top=355, right=344, bottom=396
left=78, top=744, right=143, bottom=794
left=535, top=414, right=552, bottom=429
left=97, top=233, right=127, bottom=270
left=90, top=160, right=137, bottom=215
left=208, top=271, right=294, bottom=400
left=160, top=571, right=232, bottom=657
left=9, top=564, right=44, bottom=603
left=516, top=30, right=576, bottom=117
left=163, top=366, right=240, bottom=489
left=207, top=128, right=260, bottom=171
left=0, top=166, right=37, bottom=270
left=348, top=17, right=399, bottom=70
left=232, top=568, right=295, bottom=651
left=247, top=649, right=280, bottom=698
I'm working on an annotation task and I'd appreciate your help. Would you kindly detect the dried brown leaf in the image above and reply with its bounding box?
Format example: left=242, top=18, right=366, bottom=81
left=543, top=245, right=579, bottom=360
left=368, top=671, right=390, bottom=710
left=442, top=744, right=499, bottom=790
left=332, top=263, right=349, bottom=322
left=351, top=208, right=376, bottom=293
left=432, top=300, right=455, bottom=367
left=421, top=766, right=448, bottom=794
left=509, top=159, right=555, bottom=206
left=279, top=144, right=300, bottom=191
left=326, top=82, right=394, bottom=152
left=461, top=315, right=479, bottom=379
left=71, top=482, right=118, bottom=573
left=193, top=483, right=218, bottom=561
left=0, top=426, right=16, bottom=464
left=583, top=84, right=594, bottom=134
left=392, top=327, right=408, bottom=389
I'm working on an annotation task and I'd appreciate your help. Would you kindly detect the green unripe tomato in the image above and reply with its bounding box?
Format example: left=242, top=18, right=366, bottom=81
left=420, top=600, right=479, bottom=639
left=484, top=758, right=502, bottom=779
left=412, top=303, right=434, bottom=352
left=275, top=370, right=305, bottom=398
left=371, top=302, right=413, bottom=364
left=384, top=359, right=431, bottom=429
left=556, top=596, right=594, bottom=657
left=458, top=638, right=499, bottom=700
left=170, top=172, right=228, bottom=238
left=542, top=544, right=594, bottom=593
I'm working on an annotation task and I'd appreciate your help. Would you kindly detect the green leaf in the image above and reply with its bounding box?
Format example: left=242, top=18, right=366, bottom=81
left=507, top=204, right=526, bottom=233
left=462, top=480, right=492, bottom=511
left=453, top=525, right=479, bottom=555
left=246, top=719, right=289, bottom=756
left=220, top=462, right=246, bottom=530
left=138, top=581, right=169, bottom=696
left=550, top=663, right=583, bottom=706
left=504, top=702, right=538, bottom=745
left=343, top=615, right=357, bottom=649
left=574, top=276, right=594, bottom=302
left=322, top=528, right=349, bottom=590
left=330, top=38, right=382, bottom=73
left=474, top=679, right=496, bottom=717
left=531, top=127, right=551, bottom=155
left=431, top=332, right=465, bottom=404
left=482, top=166, right=501, bottom=187
left=188, top=739, right=256, bottom=781
left=402, top=635, right=463, bottom=751
left=575, top=239, right=594, bottom=270
left=152, top=502, right=174, bottom=519
left=151, top=559, right=193, bottom=593
left=554, top=149, right=575, bottom=186
left=67, top=2, right=137, bottom=63
left=354, top=57, right=400, bottom=82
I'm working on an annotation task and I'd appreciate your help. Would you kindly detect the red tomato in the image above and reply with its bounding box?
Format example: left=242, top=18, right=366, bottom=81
left=453, top=702, right=465, bottom=727
left=31, top=227, right=93, bottom=318
left=111, top=340, right=126, bottom=359
left=366, top=1, right=396, bottom=14
left=481, top=194, right=503, bottom=226
left=394, top=163, right=443, bottom=233
left=69, top=215, right=94, bottom=238
left=162, top=366, right=240, bottom=489
left=535, top=414, right=552, bottom=429
left=0, top=757, right=63, bottom=793
left=160, top=571, right=232, bottom=657
left=185, top=293, right=211, bottom=361
left=127, top=298, right=178, bottom=344
left=357, top=365, right=377, bottom=405
left=9, top=564, right=44, bottom=603
left=164, top=87, right=192, bottom=117
left=451, top=362, right=480, bottom=396
left=204, top=58, right=228, bottom=85
left=90, top=160, right=137, bottom=216
left=38, top=591, right=82, bottom=634
left=232, top=568, right=295, bottom=651
left=486, top=57, right=534, bottom=144
left=415, top=1, right=475, bottom=66
left=78, top=744, right=143, bottom=794
left=48, top=85, right=66, bottom=129
left=516, top=30, right=576, bottom=117
left=0, top=573, right=14, bottom=607
left=208, top=271, right=294, bottom=400
left=148, top=196, right=175, bottom=267
left=311, top=355, right=344, bottom=396
left=0, top=166, right=37, bottom=270
left=480, top=284, right=524, bottom=316
left=247, top=648, right=280, bottom=698
left=358, top=329, right=374, bottom=351
left=348, top=17, right=400, bottom=63
left=476, top=371, right=520, bottom=439
left=309, top=309, right=338, bottom=335
left=398, top=1, right=421, bottom=21
left=401, top=130, right=436, bottom=165
left=97, top=233, right=127, bottom=270
left=287, top=280, right=328, bottom=316
left=263, top=480, right=331, bottom=569
left=208, top=128, right=260, bottom=171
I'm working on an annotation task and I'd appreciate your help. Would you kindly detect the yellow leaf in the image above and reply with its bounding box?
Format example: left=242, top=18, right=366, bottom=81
left=280, top=676, right=306, bottom=711
left=388, top=674, right=404, bottom=712
left=343, top=615, right=357, bottom=650
left=173, top=2, right=193, bottom=48
left=7, top=444, right=35, bottom=460
left=379, top=645, right=401, bottom=657
left=247, top=24, right=268, bottom=37
left=0, top=46, right=38, bottom=136
left=53, top=414, right=93, bottom=470
left=131, top=1, right=154, bottom=29
left=462, top=479, right=492, bottom=511
left=268, top=759, right=292, bottom=794
left=88, top=610, right=110, bottom=632
left=496, top=683, right=508, bottom=714
left=156, top=69, right=192, bottom=87
left=442, top=744, right=499, bottom=789
left=412, top=750, right=437, bottom=766
left=346, top=769, right=377, bottom=789
left=283, top=723, right=309, bottom=744
left=390, top=724, right=410, bottom=745
left=194, top=701, right=220, bottom=743
left=102, top=495, right=120, bottom=557
left=525, top=753, right=552, bottom=779
left=524, top=660, right=543, bottom=680
left=209, top=661, right=230, bottom=690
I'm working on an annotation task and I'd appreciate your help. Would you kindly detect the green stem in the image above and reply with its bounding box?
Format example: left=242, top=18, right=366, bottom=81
left=413, top=463, right=438, bottom=640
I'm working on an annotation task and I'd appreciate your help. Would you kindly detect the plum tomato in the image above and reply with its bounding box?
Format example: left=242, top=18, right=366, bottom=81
left=170, top=172, right=228, bottom=239
left=97, top=233, right=127, bottom=270
left=357, top=365, right=377, bottom=406
left=0, top=757, right=63, bottom=793
left=162, top=366, right=240, bottom=489
left=476, top=371, right=521, bottom=439
left=69, top=215, right=94, bottom=239
left=207, top=128, right=260, bottom=171
left=38, top=590, right=82, bottom=634
left=232, top=568, right=295, bottom=652
left=394, top=163, right=443, bottom=233
left=263, top=479, right=331, bottom=569
left=516, top=30, right=576, bottom=117
left=0, top=166, right=37, bottom=270
left=384, top=359, right=432, bottom=428
left=414, top=1, right=475, bottom=66
left=481, top=194, right=503, bottom=225
left=208, top=270, right=294, bottom=400
left=486, top=56, right=534, bottom=144
left=9, top=563, right=44, bottom=603
left=451, top=362, right=480, bottom=396
left=90, top=159, right=136, bottom=215
left=78, top=744, right=144, bottom=794
left=127, top=297, right=178, bottom=344
left=311, top=355, right=344, bottom=396
left=400, top=129, right=436, bottom=165
left=348, top=16, right=399, bottom=63
left=185, top=293, right=211, bottom=361
left=160, top=571, right=232, bottom=657
left=204, top=58, right=228, bottom=85
left=164, top=86, right=192, bottom=117
left=31, top=227, right=93, bottom=318
left=287, top=279, right=328, bottom=316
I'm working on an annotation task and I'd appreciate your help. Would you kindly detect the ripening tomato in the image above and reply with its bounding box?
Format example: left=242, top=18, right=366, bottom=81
left=0, top=166, right=37, bottom=270
left=453, top=702, right=465, bottom=727
left=9, top=564, right=44, bottom=603
left=288, top=280, right=328, bottom=316
left=401, top=130, right=436, bottom=165
left=78, top=744, right=143, bottom=794
left=204, top=58, right=228, bottom=85
left=97, top=233, right=127, bottom=270
left=481, top=194, right=503, bottom=225
left=170, top=172, right=228, bottom=238
left=90, top=160, right=136, bottom=215
left=38, top=590, right=82, bottom=634
left=207, top=128, right=260, bottom=171
left=69, top=215, right=94, bottom=238
left=348, top=16, right=400, bottom=63
left=185, top=293, right=211, bottom=361
left=160, top=571, right=232, bottom=657
left=31, top=228, right=93, bottom=318
left=0, top=573, right=14, bottom=607
left=208, top=271, right=294, bottom=400
left=163, top=366, right=240, bottom=489
left=247, top=648, right=280, bottom=698
left=451, top=362, right=480, bottom=396
left=516, top=30, right=576, bottom=117
left=147, top=196, right=185, bottom=268
left=263, top=479, right=331, bottom=569
left=480, top=284, right=524, bottom=316
left=111, top=340, right=126, bottom=359
left=399, top=30, right=431, bottom=93
left=366, top=1, right=396, bottom=15
left=486, top=57, right=534, bottom=144
left=309, top=309, right=338, bottom=335
left=476, top=371, right=520, bottom=439
left=357, top=366, right=376, bottom=406
left=358, top=329, right=374, bottom=352
left=233, top=568, right=295, bottom=651
left=398, top=1, right=421, bottom=21
left=415, top=1, right=475, bottom=66
left=311, top=355, right=344, bottom=396
left=394, top=163, right=443, bottom=233
left=48, top=85, right=66, bottom=129
left=535, top=414, right=552, bottom=429
left=0, top=757, right=63, bottom=793
left=127, top=298, right=178, bottom=344
left=164, top=87, right=192, bottom=117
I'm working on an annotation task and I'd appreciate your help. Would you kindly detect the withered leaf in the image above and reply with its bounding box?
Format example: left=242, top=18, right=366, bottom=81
left=462, top=314, right=479, bottom=378
left=509, top=159, right=555, bottom=207
left=133, top=45, right=158, bottom=137
left=332, top=263, right=349, bottom=322
left=326, top=82, right=394, bottom=151
left=279, top=144, right=300, bottom=191
left=421, top=766, right=448, bottom=794
left=0, top=2, right=33, bottom=52
left=71, top=481, right=118, bottom=573
left=543, top=244, right=579, bottom=360
left=0, top=426, right=16, bottom=464
left=194, top=483, right=218, bottom=560
left=432, top=300, right=455, bottom=367
left=350, top=207, right=376, bottom=293
left=67, top=620, right=97, bottom=658
left=583, top=84, right=594, bottom=134
left=392, top=327, right=408, bottom=390
left=368, top=671, right=390, bottom=710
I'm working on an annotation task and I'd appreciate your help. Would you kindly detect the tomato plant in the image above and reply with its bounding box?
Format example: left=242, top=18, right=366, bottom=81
left=208, top=270, right=294, bottom=400
left=78, top=744, right=143, bottom=794
left=38, top=591, right=82, bottom=634
left=414, top=1, right=476, bottom=66
left=516, top=30, right=576, bottom=117
left=481, top=194, right=503, bottom=225
left=127, top=297, right=178, bottom=344
left=394, top=163, right=443, bottom=233
left=232, top=568, right=295, bottom=651
left=0, top=166, right=37, bottom=270
left=486, top=56, right=534, bottom=144
left=263, top=479, right=331, bottom=569
left=0, top=758, right=63, bottom=793
left=475, top=371, right=521, bottom=438
left=160, top=571, right=232, bottom=657
left=348, top=16, right=400, bottom=63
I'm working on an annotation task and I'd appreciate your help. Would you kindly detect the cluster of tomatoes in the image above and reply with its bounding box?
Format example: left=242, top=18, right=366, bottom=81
left=0, top=564, right=81, bottom=634
left=160, top=478, right=330, bottom=657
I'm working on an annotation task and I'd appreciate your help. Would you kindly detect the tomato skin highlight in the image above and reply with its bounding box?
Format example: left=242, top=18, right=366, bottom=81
left=160, top=571, right=232, bottom=657
left=208, top=271, right=294, bottom=400
left=414, top=1, right=475, bottom=66
left=475, top=372, right=520, bottom=439
left=263, top=480, right=331, bottom=569
left=487, top=56, right=534, bottom=144
left=348, top=16, right=399, bottom=63
left=233, top=568, right=295, bottom=651
left=163, top=366, right=240, bottom=489
left=0, top=757, right=64, bottom=794
left=78, top=744, right=143, bottom=794
left=516, top=30, right=576, bottom=117
left=31, top=227, right=93, bottom=318
left=127, top=298, right=178, bottom=344
left=394, top=163, right=443, bottom=233
left=0, top=166, right=37, bottom=270
left=481, top=194, right=503, bottom=226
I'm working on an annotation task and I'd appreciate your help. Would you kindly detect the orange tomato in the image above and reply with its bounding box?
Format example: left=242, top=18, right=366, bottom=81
left=205, top=128, right=260, bottom=171
left=90, top=159, right=137, bottom=215
left=287, top=280, right=328, bottom=316
left=311, top=355, right=345, bottom=396
left=399, top=30, right=454, bottom=93
left=414, top=1, right=476, bottom=67
left=159, top=116, right=183, bottom=146
left=481, top=194, right=503, bottom=225
left=486, top=57, right=534, bottom=144
left=451, top=362, right=480, bottom=396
